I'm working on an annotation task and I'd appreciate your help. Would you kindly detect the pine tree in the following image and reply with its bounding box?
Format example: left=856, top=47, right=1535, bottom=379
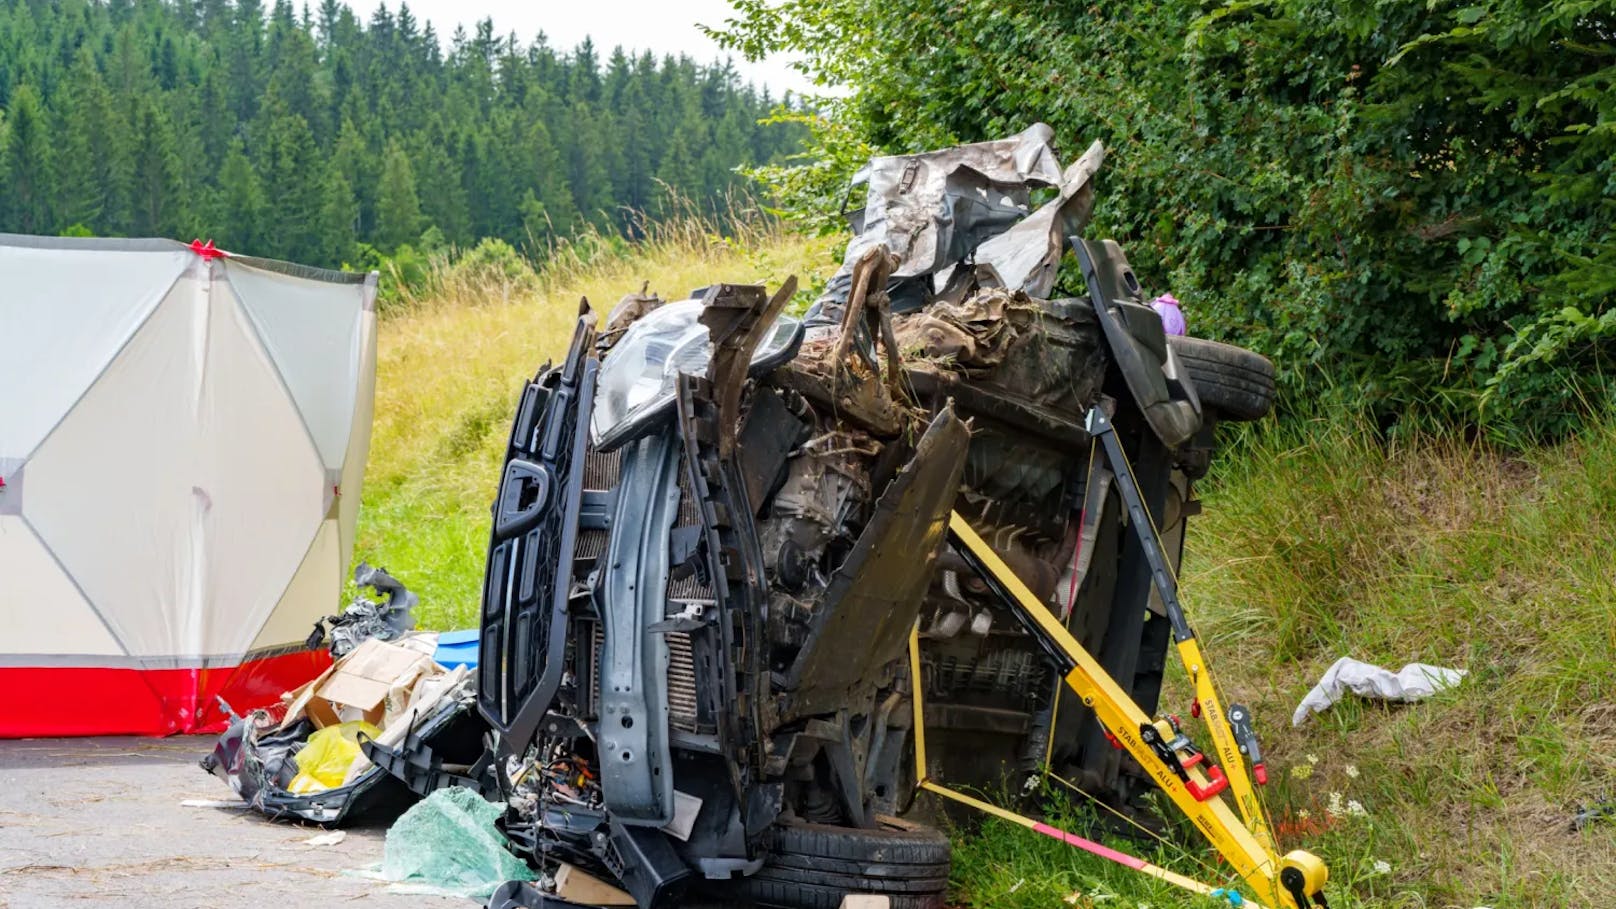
left=265, top=11, right=327, bottom=141
left=315, top=0, right=341, bottom=48
left=527, top=118, right=578, bottom=246
left=614, top=81, right=655, bottom=228
left=315, top=162, right=359, bottom=265
left=376, top=140, right=423, bottom=251
left=254, top=104, right=323, bottom=260
left=565, top=101, right=613, bottom=225
left=199, top=0, right=232, bottom=39
left=229, top=0, right=267, bottom=123
left=333, top=116, right=379, bottom=234
left=413, top=131, right=471, bottom=247
left=1, top=85, right=57, bottom=235
left=212, top=139, right=266, bottom=251
left=127, top=98, right=188, bottom=237
left=55, top=51, right=132, bottom=232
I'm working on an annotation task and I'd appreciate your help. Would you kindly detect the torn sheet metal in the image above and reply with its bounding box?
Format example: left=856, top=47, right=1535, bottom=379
left=849, top=122, right=1064, bottom=277
left=1292, top=657, right=1467, bottom=726
left=699, top=278, right=797, bottom=457
left=973, top=140, right=1106, bottom=298
left=810, top=123, right=1089, bottom=328
left=775, top=247, right=912, bottom=436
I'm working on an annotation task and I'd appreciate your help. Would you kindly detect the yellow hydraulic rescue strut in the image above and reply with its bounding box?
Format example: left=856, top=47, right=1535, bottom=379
left=907, top=406, right=1330, bottom=909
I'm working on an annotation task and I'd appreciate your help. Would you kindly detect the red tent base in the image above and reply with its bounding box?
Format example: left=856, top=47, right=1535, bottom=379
left=0, top=649, right=332, bottom=737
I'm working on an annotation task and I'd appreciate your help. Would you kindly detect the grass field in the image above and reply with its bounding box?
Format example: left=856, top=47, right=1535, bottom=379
left=353, top=232, right=1616, bottom=908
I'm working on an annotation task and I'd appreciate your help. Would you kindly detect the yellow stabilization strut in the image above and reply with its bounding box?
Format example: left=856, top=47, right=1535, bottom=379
left=915, top=511, right=1329, bottom=909
left=1083, top=406, right=1279, bottom=852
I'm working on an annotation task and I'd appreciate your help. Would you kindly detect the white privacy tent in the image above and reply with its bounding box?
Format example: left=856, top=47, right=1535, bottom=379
left=0, top=236, right=377, bottom=736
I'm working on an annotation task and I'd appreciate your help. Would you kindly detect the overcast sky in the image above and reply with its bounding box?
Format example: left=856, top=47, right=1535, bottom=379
left=391, top=0, right=815, bottom=96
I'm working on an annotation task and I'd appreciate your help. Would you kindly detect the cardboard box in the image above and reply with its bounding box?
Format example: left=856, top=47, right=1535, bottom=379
left=281, top=637, right=442, bottom=730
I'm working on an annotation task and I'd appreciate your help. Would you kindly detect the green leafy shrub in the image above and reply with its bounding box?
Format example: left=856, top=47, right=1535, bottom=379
left=716, top=0, right=1616, bottom=440
left=351, top=241, right=434, bottom=314
left=450, top=238, right=537, bottom=288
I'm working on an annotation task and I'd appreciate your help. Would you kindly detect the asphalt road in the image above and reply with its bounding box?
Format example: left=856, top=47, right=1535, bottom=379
left=0, top=735, right=468, bottom=909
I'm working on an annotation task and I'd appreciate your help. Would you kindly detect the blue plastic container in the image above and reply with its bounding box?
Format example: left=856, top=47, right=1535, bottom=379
left=433, top=629, right=479, bottom=670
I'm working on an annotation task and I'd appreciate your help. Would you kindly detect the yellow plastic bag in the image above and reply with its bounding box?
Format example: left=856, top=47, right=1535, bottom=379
left=288, top=720, right=382, bottom=792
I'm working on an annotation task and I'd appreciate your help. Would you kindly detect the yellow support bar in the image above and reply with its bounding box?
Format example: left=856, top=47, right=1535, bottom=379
left=908, top=621, right=928, bottom=788
left=1180, top=636, right=1278, bottom=853
left=1095, top=409, right=1277, bottom=851
left=908, top=617, right=1261, bottom=906
left=940, top=511, right=1315, bottom=907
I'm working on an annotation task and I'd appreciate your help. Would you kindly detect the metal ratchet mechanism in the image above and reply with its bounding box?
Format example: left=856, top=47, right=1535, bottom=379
left=904, top=405, right=1331, bottom=909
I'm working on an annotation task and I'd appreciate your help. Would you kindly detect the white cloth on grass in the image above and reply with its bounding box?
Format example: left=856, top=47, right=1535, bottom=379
left=1292, top=657, right=1466, bottom=726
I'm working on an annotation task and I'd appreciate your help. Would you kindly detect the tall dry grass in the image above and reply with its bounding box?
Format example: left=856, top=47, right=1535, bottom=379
left=382, top=190, right=810, bottom=313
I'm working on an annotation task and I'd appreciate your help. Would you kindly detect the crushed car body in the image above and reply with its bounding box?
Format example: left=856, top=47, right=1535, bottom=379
left=472, top=123, right=1279, bottom=909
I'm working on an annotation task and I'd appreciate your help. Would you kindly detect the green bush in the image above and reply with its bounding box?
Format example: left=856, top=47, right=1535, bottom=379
left=717, top=0, right=1616, bottom=440
left=449, top=237, right=538, bottom=287
left=350, top=240, right=434, bottom=314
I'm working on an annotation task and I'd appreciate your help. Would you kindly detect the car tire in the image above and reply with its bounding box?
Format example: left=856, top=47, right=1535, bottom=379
left=712, top=815, right=951, bottom=909
left=1168, top=336, right=1276, bottom=421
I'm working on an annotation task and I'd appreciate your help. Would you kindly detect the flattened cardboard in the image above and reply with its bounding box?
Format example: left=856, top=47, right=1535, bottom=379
left=556, top=863, right=636, bottom=906
left=316, top=638, right=437, bottom=715
left=278, top=637, right=443, bottom=730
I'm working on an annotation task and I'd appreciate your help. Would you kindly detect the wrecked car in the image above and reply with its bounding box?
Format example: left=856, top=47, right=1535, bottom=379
left=475, top=123, right=1276, bottom=909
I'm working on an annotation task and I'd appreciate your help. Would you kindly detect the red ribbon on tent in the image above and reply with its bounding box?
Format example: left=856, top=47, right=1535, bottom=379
left=188, top=239, right=227, bottom=259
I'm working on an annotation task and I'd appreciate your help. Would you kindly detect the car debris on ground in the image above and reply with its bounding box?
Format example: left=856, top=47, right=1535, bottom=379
left=201, top=570, right=489, bottom=826
left=358, top=787, right=535, bottom=899
left=309, top=562, right=421, bottom=657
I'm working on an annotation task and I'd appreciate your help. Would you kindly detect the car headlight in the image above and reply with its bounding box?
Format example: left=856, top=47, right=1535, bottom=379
left=591, top=300, right=803, bottom=450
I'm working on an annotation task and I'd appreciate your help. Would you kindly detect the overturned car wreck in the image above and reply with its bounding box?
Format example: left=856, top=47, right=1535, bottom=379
left=475, top=124, right=1279, bottom=909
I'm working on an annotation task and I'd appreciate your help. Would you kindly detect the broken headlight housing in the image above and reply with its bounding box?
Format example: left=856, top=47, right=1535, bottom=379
left=591, top=299, right=803, bottom=450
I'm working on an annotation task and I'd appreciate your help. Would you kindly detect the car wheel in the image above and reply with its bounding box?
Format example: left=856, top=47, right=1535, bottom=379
left=1167, top=336, right=1276, bottom=422
left=712, top=815, right=951, bottom=909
